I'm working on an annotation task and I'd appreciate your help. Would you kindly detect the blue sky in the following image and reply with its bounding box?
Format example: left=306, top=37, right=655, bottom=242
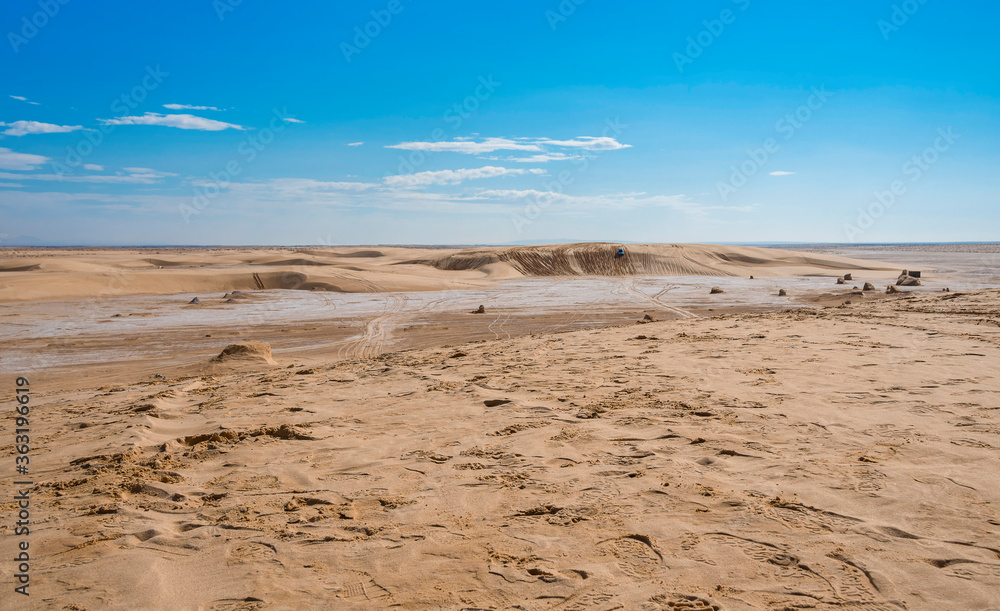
left=0, top=0, right=997, bottom=245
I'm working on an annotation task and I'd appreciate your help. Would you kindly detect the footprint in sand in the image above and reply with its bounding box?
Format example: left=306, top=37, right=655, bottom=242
left=210, top=472, right=280, bottom=491
left=227, top=541, right=278, bottom=564
left=700, top=533, right=833, bottom=597
left=201, top=598, right=267, bottom=611
left=548, top=590, right=621, bottom=611
left=643, top=593, right=721, bottom=610
left=226, top=541, right=278, bottom=564
left=334, top=579, right=390, bottom=600
left=756, top=498, right=862, bottom=534
left=597, top=534, right=663, bottom=577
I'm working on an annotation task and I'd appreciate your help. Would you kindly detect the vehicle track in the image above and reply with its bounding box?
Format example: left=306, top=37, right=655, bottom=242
left=621, top=278, right=698, bottom=319
left=488, top=310, right=512, bottom=340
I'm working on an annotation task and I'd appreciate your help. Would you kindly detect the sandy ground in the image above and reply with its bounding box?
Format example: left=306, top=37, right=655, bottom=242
left=1, top=245, right=999, bottom=610
left=0, top=243, right=905, bottom=303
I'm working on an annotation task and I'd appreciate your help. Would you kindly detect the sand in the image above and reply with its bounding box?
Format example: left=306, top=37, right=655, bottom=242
left=0, top=243, right=905, bottom=303
left=1, top=245, right=999, bottom=610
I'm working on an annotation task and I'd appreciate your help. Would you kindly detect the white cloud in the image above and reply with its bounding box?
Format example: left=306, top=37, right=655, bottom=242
left=0, top=147, right=49, bottom=170
left=0, top=121, right=84, bottom=136
left=9, top=95, right=40, bottom=106
left=282, top=117, right=305, bottom=124
left=537, top=136, right=632, bottom=151
left=769, top=171, right=796, bottom=176
left=205, top=178, right=380, bottom=195
left=163, top=104, right=222, bottom=111
left=387, top=137, right=544, bottom=155
left=347, top=141, right=364, bottom=146
left=384, top=166, right=545, bottom=188
left=386, top=135, right=631, bottom=157
left=0, top=167, right=177, bottom=184
left=100, top=113, right=245, bottom=131
left=123, top=167, right=178, bottom=178
left=0, top=182, right=23, bottom=188
left=83, top=164, right=104, bottom=171
left=492, top=153, right=585, bottom=163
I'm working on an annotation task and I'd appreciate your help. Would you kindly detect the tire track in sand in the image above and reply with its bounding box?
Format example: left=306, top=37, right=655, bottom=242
left=621, top=278, right=698, bottom=319
left=335, top=292, right=407, bottom=360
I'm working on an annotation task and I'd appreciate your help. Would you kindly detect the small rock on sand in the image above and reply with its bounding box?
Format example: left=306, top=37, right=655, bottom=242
left=778, top=289, right=787, bottom=296
left=189, top=297, right=201, bottom=304
left=844, top=273, right=853, bottom=281
left=897, top=275, right=921, bottom=286
left=886, top=285, right=900, bottom=294
left=863, top=282, right=876, bottom=291
left=472, top=305, right=486, bottom=314
left=212, top=341, right=275, bottom=364
left=710, top=287, right=724, bottom=294
left=836, top=277, right=846, bottom=285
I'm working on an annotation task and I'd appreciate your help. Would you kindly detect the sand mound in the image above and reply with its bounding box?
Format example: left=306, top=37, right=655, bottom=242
left=340, top=249, right=385, bottom=258
left=422, top=243, right=900, bottom=278
left=211, top=341, right=276, bottom=364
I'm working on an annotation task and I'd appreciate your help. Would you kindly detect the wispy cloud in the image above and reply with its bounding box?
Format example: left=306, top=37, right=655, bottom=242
left=282, top=117, right=305, bottom=124
left=0, top=147, right=48, bottom=170
left=387, top=137, right=542, bottom=155
left=123, top=167, right=178, bottom=179
left=384, top=166, right=545, bottom=188
left=9, top=95, right=39, bottom=106
left=386, top=135, right=632, bottom=158
left=0, top=121, right=84, bottom=137
left=0, top=166, right=177, bottom=184
left=100, top=113, right=245, bottom=131
left=769, top=171, right=796, bottom=176
left=490, top=153, right=585, bottom=163
left=347, top=141, right=364, bottom=146
left=163, top=103, right=223, bottom=111
left=466, top=189, right=750, bottom=217
left=202, top=178, right=380, bottom=195
left=83, top=164, right=104, bottom=171
left=537, top=136, right=632, bottom=151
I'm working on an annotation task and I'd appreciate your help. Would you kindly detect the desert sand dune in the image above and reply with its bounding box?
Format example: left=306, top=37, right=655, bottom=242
left=0, top=244, right=905, bottom=303
left=422, top=243, right=900, bottom=278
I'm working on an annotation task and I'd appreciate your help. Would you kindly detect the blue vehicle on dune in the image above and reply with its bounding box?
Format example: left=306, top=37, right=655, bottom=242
left=615, top=247, right=625, bottom=258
